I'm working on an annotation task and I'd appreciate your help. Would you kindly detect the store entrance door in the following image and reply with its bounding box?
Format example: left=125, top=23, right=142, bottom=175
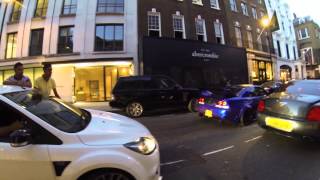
left=259, top=69, right=267, bottom=82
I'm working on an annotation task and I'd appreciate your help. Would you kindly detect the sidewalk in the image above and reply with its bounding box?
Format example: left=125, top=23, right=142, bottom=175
left=73, top=101, right=118, bottom=112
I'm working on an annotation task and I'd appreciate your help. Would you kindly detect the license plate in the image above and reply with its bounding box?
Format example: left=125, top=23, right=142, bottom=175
left=265, top=117, right=297, bottom=133
left=204, top=110, right=213, bottom=118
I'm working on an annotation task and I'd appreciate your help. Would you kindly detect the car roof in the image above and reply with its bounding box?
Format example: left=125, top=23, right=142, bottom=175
left=119, top=75, right=171, bottom=81
left=233, top=84, right=255, bottom=88
left=0, top=85, right=30, bottom=95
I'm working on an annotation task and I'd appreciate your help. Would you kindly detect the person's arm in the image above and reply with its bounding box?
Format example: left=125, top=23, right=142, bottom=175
left=53, top=88, right=61, bottom=99
left=23, top=78, right=32, bottom=88
left=52, top=79, right=60, bottom=98
left=0, top=121, right=23, bottom=137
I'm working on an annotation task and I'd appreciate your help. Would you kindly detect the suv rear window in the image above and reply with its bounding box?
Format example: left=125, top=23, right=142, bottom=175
left=114, top=80, right=158, bottom=90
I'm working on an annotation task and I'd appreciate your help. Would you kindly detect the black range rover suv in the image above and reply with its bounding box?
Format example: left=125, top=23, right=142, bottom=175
left=110, top=75, right=200, bottom=117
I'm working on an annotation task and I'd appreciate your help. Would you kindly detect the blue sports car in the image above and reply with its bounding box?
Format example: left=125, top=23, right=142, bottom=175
left=198, top=84, right=268, bottom=126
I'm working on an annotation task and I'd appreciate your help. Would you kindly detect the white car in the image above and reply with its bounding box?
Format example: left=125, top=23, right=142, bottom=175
left=0, top=86, right=161, bottom=180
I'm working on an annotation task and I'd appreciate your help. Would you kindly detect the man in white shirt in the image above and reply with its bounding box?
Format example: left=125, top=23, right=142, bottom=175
left=3, top=62, right=32, bottom=88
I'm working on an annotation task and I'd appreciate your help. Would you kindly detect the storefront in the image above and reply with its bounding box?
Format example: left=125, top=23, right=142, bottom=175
left=142, top=37, right=249, bottom=89
left=247, top=50, right=275, bottom=85
left=0, top=60, right=134, bottom=102
left=251, top=60, right=273, bottom=83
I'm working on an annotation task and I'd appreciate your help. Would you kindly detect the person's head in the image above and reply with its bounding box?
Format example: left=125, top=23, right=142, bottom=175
left=43, top=64, right=52, bottom=78
left=14, top=62, right=24, bottom=77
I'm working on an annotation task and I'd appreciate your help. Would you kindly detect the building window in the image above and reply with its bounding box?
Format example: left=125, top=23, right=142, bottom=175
left=58, top=26, right=74, bottom=54
left=5, top=33, right=17, bottom=59
left=298, top=28, right=309, bottom=39
left=260, top=11, right=265, bottom=18
left=210, top=0, right=220, bottom=9
left=252, top=7, right=257, bottom=19
left=277, top=40, right=281, bottom=57
left=293, top=46, right=296, bottom=60
left=173, top=15, right=185, bottom=39
left=34, top=0, right=48, bottom=18
left=257, top=36, right=262, bottom=51
left=192, top=0, right=203, bottom=5
left=286, top=44, right=290, bottom=59
left=95, top=24, right=124, bottom=51
left=235, top=26, right=242, bottom=47
left=62, top=0, right=77, bottom=15
left=247, top=31, right=253, bottom=49
left=29, top=29, right=44, bottom=56
left=97, top=0, right=124, bottom=14
left=265, top=37, right=269, bottom=52
left=230, top=0, right=237, bottom=11
left=10, top=0, right=23, bottom=22
left=195, top=18, right=206, bottom=42
left=214, top=21, right=225, bottom=44
left=241, top=2, right=248, bottom=16
left=148, top=11, right=161, bottom=37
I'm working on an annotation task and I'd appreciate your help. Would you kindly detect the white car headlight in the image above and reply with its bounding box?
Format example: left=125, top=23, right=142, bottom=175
left=124, top=137, right=157, bottom=155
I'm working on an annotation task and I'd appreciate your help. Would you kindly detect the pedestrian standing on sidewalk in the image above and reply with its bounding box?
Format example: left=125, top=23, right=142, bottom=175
left=3, top=62, right=32, bottom=88
left=34, top=64, right=61, bottom=99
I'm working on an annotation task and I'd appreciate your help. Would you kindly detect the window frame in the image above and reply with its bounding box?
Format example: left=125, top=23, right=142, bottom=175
left=29, top=29, right=44, bottom=56
left=148, top=11, right=161, bottom=37
left=61, top=0, right=77, bottom=15
left=34, top=0, right=49, bottom=18
left=235, top=26, right=243, bottom=47
left=210, top=0, right=220, bottom=9
left=241, top=2, right=249, bottom=16
left=230, top=0, right=237, bottom=12
left=58, top=26, right=74, bottom=54
left=214, top=21, right=225, bottom=44
left=94, top=24, right=124, bottom=52
left=195, top=18, right=207, bottom=42
left=172, top=14, right=186, bottom=39
left=9, top=0, right=23, bottom=23
left=96, top=0, right=124, bottom=14
left=5, top=32, right=18, bottom=59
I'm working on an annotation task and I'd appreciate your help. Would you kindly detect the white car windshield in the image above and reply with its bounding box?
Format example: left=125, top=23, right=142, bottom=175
left=4, top=91, right=91, bottom=133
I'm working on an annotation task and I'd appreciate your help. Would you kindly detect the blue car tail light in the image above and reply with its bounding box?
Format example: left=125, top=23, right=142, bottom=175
left=198, top=97, right=205, bottom=105
left=215, top=100, right=230, bottom=109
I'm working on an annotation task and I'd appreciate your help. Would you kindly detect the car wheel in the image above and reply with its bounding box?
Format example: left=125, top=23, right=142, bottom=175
left=126, top=102, right=144, bottom=117
left=187, top=98, right=197, bottom=112
left=81, top=169, right=134, bottom=180
left=240, top=109, right=256, bottom=126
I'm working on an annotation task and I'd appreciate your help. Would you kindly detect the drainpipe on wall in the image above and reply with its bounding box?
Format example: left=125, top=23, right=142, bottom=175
left=0, top=3, right=8, bottom=44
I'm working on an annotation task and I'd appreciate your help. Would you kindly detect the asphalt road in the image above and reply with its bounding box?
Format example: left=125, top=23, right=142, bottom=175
left=133, top=111, right=320, bottom=180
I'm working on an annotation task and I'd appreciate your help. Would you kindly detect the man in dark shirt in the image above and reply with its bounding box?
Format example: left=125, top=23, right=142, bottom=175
left=4, top=62, right=32, bottom=88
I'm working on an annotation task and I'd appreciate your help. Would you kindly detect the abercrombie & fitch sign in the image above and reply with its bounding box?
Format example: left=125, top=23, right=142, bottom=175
left=192, top=48, right=220, bottom=61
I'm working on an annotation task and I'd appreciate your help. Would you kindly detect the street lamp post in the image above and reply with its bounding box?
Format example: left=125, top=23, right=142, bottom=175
left=259, top=16, right=273, bottom=82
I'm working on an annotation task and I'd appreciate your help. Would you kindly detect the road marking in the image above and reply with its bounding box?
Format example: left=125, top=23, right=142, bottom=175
left=244, top=136, right=263, bottom=143
left=160, top=160, right=185, bottom=166
left=202, top=145, right=235, bottom=156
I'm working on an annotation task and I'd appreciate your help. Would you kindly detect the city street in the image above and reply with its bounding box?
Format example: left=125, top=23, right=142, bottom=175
left=124, top=111, right=320, bottom=180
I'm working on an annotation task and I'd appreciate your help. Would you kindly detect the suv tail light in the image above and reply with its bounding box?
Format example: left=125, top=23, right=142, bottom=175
left=198, top=98, right=205, bottom=105
left=307, top=106, right=320, bottom=122
left=258, top=100, right=265, bottom=112
left=215, top=100, right=230, bottom=109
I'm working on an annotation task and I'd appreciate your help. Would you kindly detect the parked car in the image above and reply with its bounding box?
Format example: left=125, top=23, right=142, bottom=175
left=198, top=84, right=267, bottom=126
left=0, top=85, right=161, bottom=180
left=257, top=80, right=320, bottom=141
left=260, top=81, right=284, bottom=94
left=110, top=75, right=200, bottom=117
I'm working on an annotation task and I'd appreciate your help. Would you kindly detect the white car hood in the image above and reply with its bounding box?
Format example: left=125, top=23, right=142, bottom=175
left=77, top=109, right=151, bottom=146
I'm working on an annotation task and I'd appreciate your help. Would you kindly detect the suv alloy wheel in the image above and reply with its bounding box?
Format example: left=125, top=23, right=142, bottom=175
left=126, top=102, right=144, bottom=117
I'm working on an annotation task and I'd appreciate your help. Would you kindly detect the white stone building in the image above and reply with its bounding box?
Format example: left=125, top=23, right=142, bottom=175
left=0, top=0, right=138, bottom=102
left=265, top=0, right=306, bottom=81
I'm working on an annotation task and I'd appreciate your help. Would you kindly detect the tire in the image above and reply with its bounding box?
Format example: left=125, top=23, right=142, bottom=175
left=240, top=109, right=256, bottom=127
left=126, top=102, right=144, bottom=118
left=187, top=98, right=197, bottom=113
left=80, top=169, right=134, bottom=180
